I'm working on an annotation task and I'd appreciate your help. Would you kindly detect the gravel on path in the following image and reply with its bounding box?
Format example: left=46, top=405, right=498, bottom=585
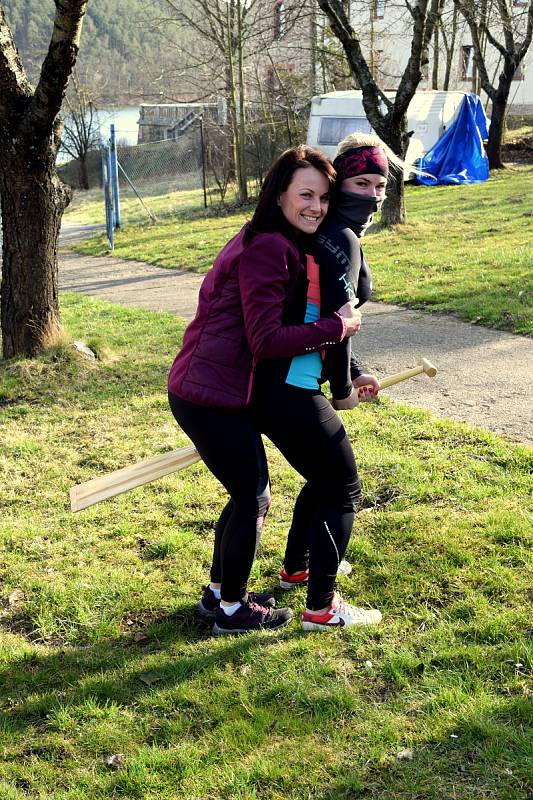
left=59, top=247, right=533, bottom=447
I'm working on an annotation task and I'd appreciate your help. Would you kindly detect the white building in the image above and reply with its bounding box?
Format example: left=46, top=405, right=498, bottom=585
left=354, top=0, right=533, bottom=115
left=264, top=0, right=533, bottom=115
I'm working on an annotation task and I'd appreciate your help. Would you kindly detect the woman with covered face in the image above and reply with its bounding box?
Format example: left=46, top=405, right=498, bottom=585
left=277, top=133, right=399, bottom=630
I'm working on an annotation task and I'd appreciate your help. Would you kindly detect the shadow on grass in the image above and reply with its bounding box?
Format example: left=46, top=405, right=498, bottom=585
left=0, top=611, right=281, bottom=733
left=314, top=696, right=532, bottom=799
left=2, top=608, right=531, bottom=798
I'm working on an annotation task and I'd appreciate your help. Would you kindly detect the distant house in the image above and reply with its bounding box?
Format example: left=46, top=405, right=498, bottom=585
left=137, top=103, right=224, bottom=143
left=345, top=0, right=533, bottom=115
left=264, top=0, right=318, bottom=96
left=259, top=0, right=533, bottom=115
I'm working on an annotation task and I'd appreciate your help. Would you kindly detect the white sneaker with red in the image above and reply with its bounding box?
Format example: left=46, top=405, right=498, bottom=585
left=302, top=592, right=382, bottom=630
left=279, top=567, right=309, bottom=590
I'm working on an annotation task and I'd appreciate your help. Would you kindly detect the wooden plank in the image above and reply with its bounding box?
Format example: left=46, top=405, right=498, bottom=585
left=70, top=445, right=201, bottom=512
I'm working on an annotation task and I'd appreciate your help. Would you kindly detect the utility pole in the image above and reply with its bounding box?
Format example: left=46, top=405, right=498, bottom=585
left=370, top=2, right=376, bottom=79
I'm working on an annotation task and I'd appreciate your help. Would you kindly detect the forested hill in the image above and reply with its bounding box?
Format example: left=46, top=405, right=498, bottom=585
left=2, top=0, right=170, bottom=103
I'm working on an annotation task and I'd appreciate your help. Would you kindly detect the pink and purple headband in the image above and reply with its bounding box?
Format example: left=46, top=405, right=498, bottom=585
left=333, top=146, right=389, bottom=181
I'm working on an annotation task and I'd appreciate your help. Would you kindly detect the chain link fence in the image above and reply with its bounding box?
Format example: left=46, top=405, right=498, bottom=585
left=60, top=111, right=309, bottom=225
left=115, top=128, right=207, bottom=222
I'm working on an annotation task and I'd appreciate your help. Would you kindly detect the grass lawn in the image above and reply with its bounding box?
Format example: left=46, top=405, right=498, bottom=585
left=64, top=183, right=212, bottom=226
left=70, top=167, right=533, bottom=335
left=1, top=295, right=532, bottom=799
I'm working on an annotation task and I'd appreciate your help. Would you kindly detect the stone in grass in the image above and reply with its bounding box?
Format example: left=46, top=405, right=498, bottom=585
left=105, top=754, right=125, bottom=770
left=338, top=560, right=352, bottom=576
left=7, top=589, right=24, bottom=609
left=396, top=748, right=414, bottom=761
left=73, top=341, right=96, bottom=360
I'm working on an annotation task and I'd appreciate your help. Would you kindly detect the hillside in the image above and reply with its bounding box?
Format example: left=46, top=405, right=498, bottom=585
left=2, top=0, right=174, bottom=103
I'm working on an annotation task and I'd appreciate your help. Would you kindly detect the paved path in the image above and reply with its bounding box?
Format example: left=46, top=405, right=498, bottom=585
left=58, top=230, right=533, bottom=447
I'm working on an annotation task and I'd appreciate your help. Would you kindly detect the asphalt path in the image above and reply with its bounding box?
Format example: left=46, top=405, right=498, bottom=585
left=58, top=223, right=533, bottom=447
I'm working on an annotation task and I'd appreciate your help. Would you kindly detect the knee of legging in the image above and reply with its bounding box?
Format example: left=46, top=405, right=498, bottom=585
left=312, top=475, right=361, bottom=510
left=347, top=476, right=361, bottom=508
left=232, top=484, right=271, bottom=520
left=259, top=484, right=272, bottom=517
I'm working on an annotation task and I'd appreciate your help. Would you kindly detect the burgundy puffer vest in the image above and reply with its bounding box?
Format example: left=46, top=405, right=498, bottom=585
left=168, top=227, right=345, bottom=409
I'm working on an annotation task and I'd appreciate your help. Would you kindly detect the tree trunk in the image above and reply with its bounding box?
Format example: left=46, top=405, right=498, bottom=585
left=78, top=154, right=89, bottom=190
left=486, top=94, right=508, bottom=169
left=381, top=175, right=406, bottom=226
left=236, top=0, right=248, bottom=203
left=442, top=5, right=457, bottom=91
left=0, top=144, right=71, bottom=358
left=375, top=118, right=408, bottom=225
left=486, top=64, right=514, bottom=170
left=432, top=25, right=439, bottom=89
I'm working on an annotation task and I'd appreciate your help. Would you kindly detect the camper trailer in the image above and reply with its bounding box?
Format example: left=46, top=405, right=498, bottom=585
left=307, top=90, right=472, bottom=167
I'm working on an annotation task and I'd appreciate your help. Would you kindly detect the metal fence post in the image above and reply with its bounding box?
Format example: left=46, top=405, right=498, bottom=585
left=199, top=115, right=207, bottom=209
left=101, top=146, right=114, bottom=250
left=110, top=123, right=121, bottom=229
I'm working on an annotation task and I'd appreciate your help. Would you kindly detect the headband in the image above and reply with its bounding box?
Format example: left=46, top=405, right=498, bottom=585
left=333, top=146, right=389, bottom=181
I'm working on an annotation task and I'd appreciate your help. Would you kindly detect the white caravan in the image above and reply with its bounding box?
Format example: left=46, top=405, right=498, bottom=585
left=307, top=89, right=472, bottom=167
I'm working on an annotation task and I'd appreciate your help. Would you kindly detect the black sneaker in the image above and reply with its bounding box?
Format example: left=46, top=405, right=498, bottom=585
left=212, top=600, right=292, bottom=636
left=196, top=586, right=276, bottom=619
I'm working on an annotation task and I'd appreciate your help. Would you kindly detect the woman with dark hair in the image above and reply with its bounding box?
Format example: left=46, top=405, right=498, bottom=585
left=168, top=145, right=372, bottom=635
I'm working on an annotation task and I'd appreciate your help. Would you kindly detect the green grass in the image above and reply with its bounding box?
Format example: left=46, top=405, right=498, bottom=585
left=70, top=167, right=533, bottom=334
left=361, top=168, right=533, bottom=334
left=1, top=295, right=532, bottom=799
left=64, top=177, right=259, bottom=226
left=64, top=183, right=212, bottom=226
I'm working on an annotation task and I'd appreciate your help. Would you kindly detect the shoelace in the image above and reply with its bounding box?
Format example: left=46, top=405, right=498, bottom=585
left=247, top=601, right=268, bottom=614
left=332, top=593, right=347, bottom=614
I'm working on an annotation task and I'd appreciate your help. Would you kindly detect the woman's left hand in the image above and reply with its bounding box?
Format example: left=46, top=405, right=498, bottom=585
left=353, top=374, right=380, bottom=401
left=337, top=300, right=362, bottom=336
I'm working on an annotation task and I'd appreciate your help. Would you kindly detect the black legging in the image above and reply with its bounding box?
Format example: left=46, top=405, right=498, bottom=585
left=168, top=385, right=360, bottom=609
left=168, top=392, right=271, bottom=604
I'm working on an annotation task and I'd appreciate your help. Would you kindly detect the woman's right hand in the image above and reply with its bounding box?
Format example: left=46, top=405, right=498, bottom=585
left=337, top=300, right=362, bottom=336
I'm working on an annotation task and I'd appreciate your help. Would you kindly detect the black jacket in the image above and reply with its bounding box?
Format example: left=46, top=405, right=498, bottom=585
left=310, top=219, right=372, bottom=399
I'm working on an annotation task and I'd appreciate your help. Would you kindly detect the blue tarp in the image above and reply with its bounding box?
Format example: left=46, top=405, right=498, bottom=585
left=416, top=93, right=489, bottom=185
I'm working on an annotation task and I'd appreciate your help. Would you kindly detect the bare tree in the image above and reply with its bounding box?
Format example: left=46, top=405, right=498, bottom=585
left=154, top=0, right=266, bottom=203
left=0, top=2, right=88, bottom=359
left=61, top=70, right=101, bottom=190
left=317, top=0, right=443, bottom=225
left=149, top=0, right=310, bottom=203
left=454, top=0, right=533, bottom=169
left=439, top=2, right=459, bottom=90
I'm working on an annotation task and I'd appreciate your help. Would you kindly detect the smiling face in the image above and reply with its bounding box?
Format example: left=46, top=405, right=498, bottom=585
left=341, top=173, right=387, bottom=199
left=278, top=166, right=330, bottom=235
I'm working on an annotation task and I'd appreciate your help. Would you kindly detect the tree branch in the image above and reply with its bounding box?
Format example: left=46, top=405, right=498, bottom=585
left=21, top=0, right=89, bottom=143
left=0, top=7, right=33, bottom=121
left=495, top=0, right=514, bottom=52
left=517, top=0, right=533, bottom=59
left=395, top=0, right=442, bottom=119
left=317, top=0, right=392, bottom=129
left=454, top=0, right=496, bottom=97
left=482, top=27, right=508, bottom=59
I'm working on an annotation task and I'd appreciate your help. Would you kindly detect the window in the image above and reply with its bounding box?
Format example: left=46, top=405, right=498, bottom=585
left=460, top=45, right=474, bottom=81
left=318, top=117, right=372, bottom=146
left=266, top=66, right=276, bottom=93
left=373, top=0, right=385, bottom=19
left=273, top=1, right=286, bottom=40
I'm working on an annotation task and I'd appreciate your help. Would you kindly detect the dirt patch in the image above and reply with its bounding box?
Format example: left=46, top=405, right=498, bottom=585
left=502, top=132, right=533, bottom=164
